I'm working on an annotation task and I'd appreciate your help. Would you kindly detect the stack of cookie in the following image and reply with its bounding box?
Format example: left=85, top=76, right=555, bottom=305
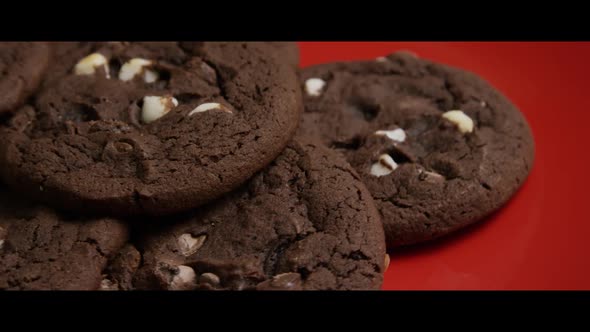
left=0, top=42, right=533, bottom=290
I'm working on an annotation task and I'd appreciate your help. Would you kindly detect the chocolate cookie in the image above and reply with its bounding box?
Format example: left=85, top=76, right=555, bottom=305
left=300, top=51, right=535, bottom=247
left=0, top=42, right=302, bottom=216
left=115, top=139, right=386, bottom=290
left=0, top=186, right=128, bottom=290
left=0, top=42, right=50, bottom=114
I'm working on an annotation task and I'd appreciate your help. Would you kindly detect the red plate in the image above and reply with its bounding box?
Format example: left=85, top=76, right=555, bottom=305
left=298, top=42, right=590, bottom=290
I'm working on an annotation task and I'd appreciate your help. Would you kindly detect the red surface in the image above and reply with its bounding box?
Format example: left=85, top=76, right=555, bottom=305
left=298, top=42, right=590, bottom=290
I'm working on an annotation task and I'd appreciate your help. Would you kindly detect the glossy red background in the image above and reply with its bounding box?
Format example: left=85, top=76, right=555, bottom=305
left=298, top=42, right=590, bottom=290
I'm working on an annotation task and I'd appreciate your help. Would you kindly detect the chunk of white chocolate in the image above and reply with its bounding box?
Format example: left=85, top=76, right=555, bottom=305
left=304, top=78, right=326, bottom=97
left=442, top=110, right=474, bottom=134
left=418, top=169, right=445, bottom=183
left=100, top=278, right=118, bottom=291
left=0, top=226, right=5, bottom=250
left=74, top=53, right=110, bottom=78
left=199, top=273, right=220, bottom=286
left=141, top=96, right=178, bottom=123
left=118, top=58, right=159, bottom=83
left=370, top=154, right=398, bottom=177
left=169, top=265, right=197, bottom=290
left=375, top=128, right=406, bottom=143
left=143, top=69, right=159, bottom=83
left=376, top=56, right=388, bottom=62
left=188, top=102, right=231, bottom=116
left=177, top=233, right=207, bottom=256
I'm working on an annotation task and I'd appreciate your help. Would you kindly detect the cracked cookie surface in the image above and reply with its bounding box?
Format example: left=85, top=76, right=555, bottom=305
left=0, top=42, right=50, bottom=114
left=0, top=42, right=302, bottom=216
left=110, top=139, right=386, bottom=290
left=0, top=185, right=128, bottom=290
left=300, top=51, right=535, bottom=247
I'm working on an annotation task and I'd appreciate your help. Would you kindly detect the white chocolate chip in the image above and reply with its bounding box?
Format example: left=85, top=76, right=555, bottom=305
left=143, top=69, right=159, bottom=83
left=370, top=154, right=398, bottom=177
left=375, top=128, right=406, bottom=143
left=141, top=95, right=178, bottom=123
left=177, top=233, right=207, bottom=256
left=256, top=272, right=302, bottom=290
left=118, top=58, right=159, bottom=83
left=100, top=278, right=118, bottom=291
left=272, top=273, right=300, bottom=288
left=420, top=171, right=445, bottom=183
left=188, top=102, right=231, bottom=117
left=442, top=110, right=474, bottom=134
left=384, top=254, right=390, bottom=270
left=199, top=273, right=220, bottom=286
left=0, top=226, right=5, bottom=250
left=169, top=265, right=197, bottom=290
left=74, top=53, right=110, bottom=78
left=376, top=56, right=388, bottom=62
left=419, top=169, right=445, bottom=183
left=304, top=78, right=326, bottom=97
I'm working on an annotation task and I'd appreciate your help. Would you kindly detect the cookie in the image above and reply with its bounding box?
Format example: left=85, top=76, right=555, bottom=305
left=300, top=51, right=535, bottom=246
left=0, top=42, right=50, bottom=114
left=0, top=42, right=302, bottom=216
left=115, top=139, right=386, bottom=290
left=0, top=186, right=128, bottom=290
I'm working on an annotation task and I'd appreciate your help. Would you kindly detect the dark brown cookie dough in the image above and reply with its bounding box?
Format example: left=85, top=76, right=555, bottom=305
left=0, top=42, right=50, bottom=114
left=0, top=42, right=302, bottom=217
left=100, top=244, right=142, bottom=291
left=0, top=186, right=128, bottom=290
left=119, top=139, right=386, bottom=290
left=300, top=51, right=535, bottom=247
